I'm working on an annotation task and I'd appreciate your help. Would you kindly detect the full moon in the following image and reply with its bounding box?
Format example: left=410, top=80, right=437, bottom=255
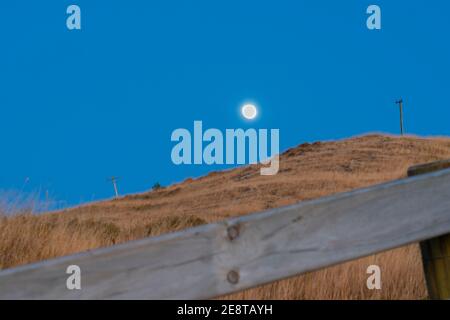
left=241, top=104, right=258, bottom=120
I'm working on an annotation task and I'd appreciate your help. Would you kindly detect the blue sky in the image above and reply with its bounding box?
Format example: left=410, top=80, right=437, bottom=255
left=1, top=1, right=449, bottom=208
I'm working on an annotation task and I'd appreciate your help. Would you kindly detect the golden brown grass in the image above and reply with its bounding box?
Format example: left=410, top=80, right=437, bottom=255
left=2, top=134, right=450, bottom=299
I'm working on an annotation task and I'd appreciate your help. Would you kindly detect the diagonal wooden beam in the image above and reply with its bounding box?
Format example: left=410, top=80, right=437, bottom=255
left=1, top=167, right=450, bottom=299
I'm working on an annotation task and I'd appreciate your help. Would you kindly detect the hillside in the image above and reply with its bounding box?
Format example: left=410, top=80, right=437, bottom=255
left=2, top=133, right=450, bottom=299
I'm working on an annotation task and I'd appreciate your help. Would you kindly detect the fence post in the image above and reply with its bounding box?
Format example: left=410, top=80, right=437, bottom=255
left=408, top=159, right=450, bottom=299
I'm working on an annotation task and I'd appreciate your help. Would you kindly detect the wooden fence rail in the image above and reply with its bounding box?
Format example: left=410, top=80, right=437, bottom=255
left=1, top=163, right=450, bottom=299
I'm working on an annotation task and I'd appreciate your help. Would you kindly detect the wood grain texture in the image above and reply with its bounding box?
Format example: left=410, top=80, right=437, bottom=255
left=1, top=169, right=450, bottom=300
left=420, top=235, right=450, bottom=299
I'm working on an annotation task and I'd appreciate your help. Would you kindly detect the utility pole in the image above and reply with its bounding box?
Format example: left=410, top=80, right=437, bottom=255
left=395, top=99, right=404, bottom=136
left=108, top=176, right=120, bottom=199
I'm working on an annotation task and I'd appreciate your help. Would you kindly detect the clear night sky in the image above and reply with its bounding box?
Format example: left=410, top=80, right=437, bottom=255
left=1, top=1, right=449, bottom=208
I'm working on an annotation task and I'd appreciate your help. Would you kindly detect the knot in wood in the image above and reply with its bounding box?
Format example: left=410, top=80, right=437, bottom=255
left=227, top=270, right=240, bottom=284
left=227, top=225, right=240, bottom=241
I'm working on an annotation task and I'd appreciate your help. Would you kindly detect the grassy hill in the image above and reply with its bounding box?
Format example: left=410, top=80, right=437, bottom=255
left=2, top=133, right=450, bottom=299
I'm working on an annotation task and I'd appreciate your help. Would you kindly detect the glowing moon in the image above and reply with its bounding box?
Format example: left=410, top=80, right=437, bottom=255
left=241, top=104, right=258, bottom=120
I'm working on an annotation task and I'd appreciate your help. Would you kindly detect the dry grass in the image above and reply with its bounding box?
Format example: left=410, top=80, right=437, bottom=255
left=2, top=134, right=450, bottom=299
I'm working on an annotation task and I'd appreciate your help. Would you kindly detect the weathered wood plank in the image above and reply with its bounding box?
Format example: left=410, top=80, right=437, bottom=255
left=1, top=169, right=450, bottom=299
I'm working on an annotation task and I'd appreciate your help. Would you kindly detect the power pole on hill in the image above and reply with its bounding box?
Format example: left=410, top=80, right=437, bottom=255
left=395, top=99, right=404, bottom=136
left=108, top=176, right=120, bottom=199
